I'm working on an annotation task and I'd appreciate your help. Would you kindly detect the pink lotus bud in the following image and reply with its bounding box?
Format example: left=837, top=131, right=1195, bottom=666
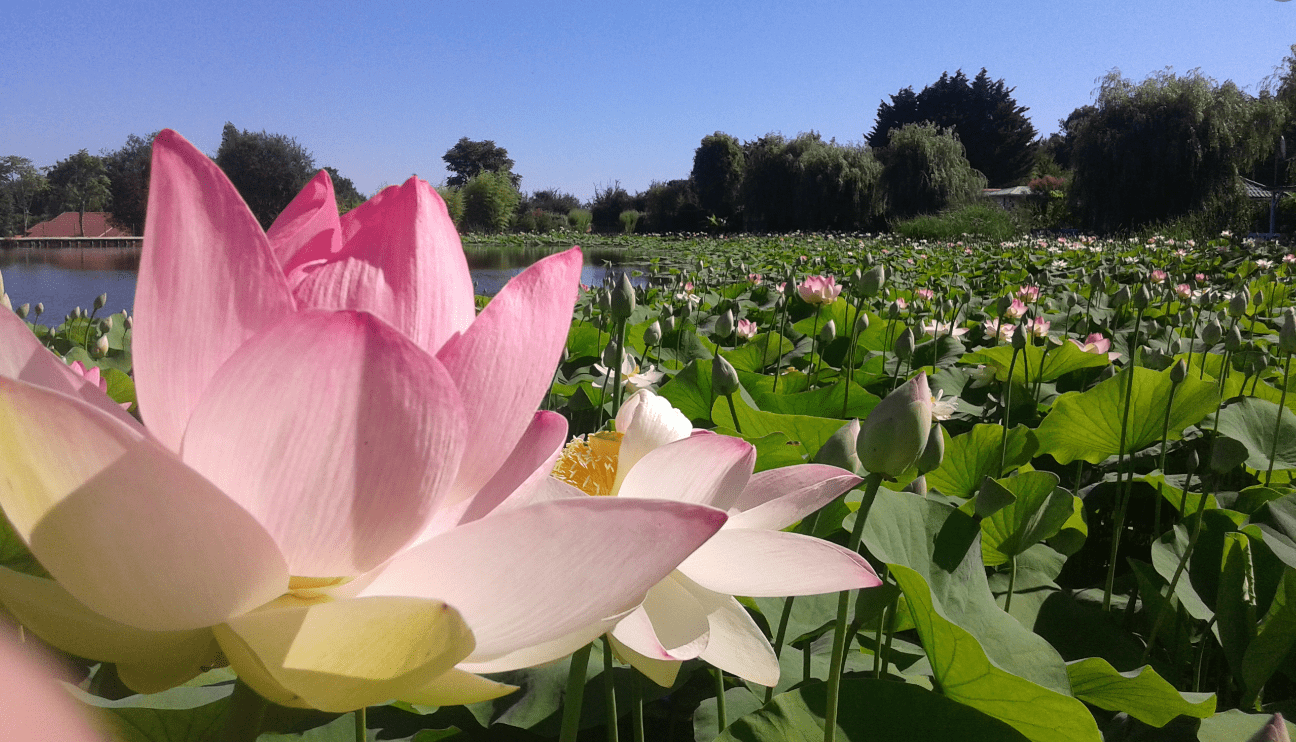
left=856, top=373, right=933, bottom=478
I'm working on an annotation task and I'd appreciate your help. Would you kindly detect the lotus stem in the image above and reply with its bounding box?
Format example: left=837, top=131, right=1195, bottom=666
left=725, top=393, right=742, bottom=434
left=604, top=640, right=619, bottom=742
left=1004, top=554, right=1018, bottom=613
left=355, top=707, right=366, bottom=742
left=824, top=472, right=884, bottom=742
left=714, top=669, right=727, bottom=732
left=765, top=595, right=796, bottom=704
left=1143, top=474, right=1210, bottom=664
left=1266, top=352, right=1292, bottom=486
left=630, top=672, right=645, bottom=742
left=772, top=299, right=791, bottom=392
left=1153, top=378, right=1180, bottom=537
left=220, top=681, right=268, bottom=742
left=999, top=347, right=1021, bottom=474
left=559, top=643, right=594, bottom=742
left=612, top=319, right=628, bottom=413
left=1102, top=308, right=1144, bottom=612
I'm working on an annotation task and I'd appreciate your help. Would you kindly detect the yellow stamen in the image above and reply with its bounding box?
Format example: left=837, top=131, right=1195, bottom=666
left=552, top=431, right=623, bottom=497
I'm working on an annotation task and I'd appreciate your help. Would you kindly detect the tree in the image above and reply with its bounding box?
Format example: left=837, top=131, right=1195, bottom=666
left=442, top=138, right=520, bottom=188
left=867, top=69, right=1038, bottom=186
left=1068, top=69, right=1281, bottom=232
left=459, top=170, right=519, bottom=232
left=0, top=156, right=47, bottom=236
left=690, top=132, right=745, bottom=222
left=215, top=123, right=318, bottom=229
left=877, top=123, right=986, bottom=219
left=101, top=133, right=156, bottom=235
left=47, top=150, right=111, bottom=237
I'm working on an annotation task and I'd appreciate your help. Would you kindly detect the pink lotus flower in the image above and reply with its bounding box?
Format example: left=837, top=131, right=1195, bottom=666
left=735, top=318, right=758, bottom=341
left=919, top=321, right=968, bottom=338
left=798, top=275, right=842, bottom=305
left=0, top=130, right=727, bottom=711
left=1030, top=317, right=1051, bottom=338
left=1004, top=299, right=1027, bottom=320
left=747, top=273, right=762, bottom=285
left=914, top=288, right=934, bottom=302
left=1070, top=332, right=1121, bottom=361
left=1150, top=269, right=1168, bottom=284
left=0, top=628, right=101, bottom=741
left=1175, top=283, right=1196, bottom=301
left=983, top=318, right=1015, bottom=343
left=1014, top=285, right=1040, bottom=302
left=549, top=391, right=878, bottom=686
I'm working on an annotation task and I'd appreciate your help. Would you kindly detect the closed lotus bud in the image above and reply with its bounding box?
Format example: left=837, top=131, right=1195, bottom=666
left=611, top=274, right=636, bottom=319
left=814, top=419, right=862, bottom=474
left=916, top=424, right=945, bottom=474
left=856, top=373, right=933, bottom=478
left=1254, top=289, right=1265, bottom=309
left=100, top=316, right=112, bottom=332
left=1088, top=271, right=1104, bottom=290
left=1201, top=318, right=1223, bottom=346
left=1186, top=449, right=1200, bottom=474
left=1132, top=285, right=1152, bottom=310
left=996, top=294, right=1014, bottom=315
left=854, top=312, right=870, bottom=335
left=33, top=303, right=43, bottom=317
left=715, top=309, right=734, bottom=339
left=16, top=303, right=29, bottom=319
left=1170, top=359, right=1189, bottom=385
left=1012, top=320, right=1028, bottom=350
left=1228, top=290, right=1248, bottom=318
left=123, top=314, right=133, bottom=331
left=662, top=315, right=676, bottom=333
left=644, top=320, right=662, bottom=346
left=894, top=327, right=915, bottom=360
left=711, top=353, right=741, bottom=397
left=94, top=335, right=109, bottom=357
left=1110, top=286, right=1130, bottom=308
left=859, top=266, right=886, bottom=298
left=72, top=306, right=83, bottom=320
left=602, top=339, right=619, bottom=367
left=93, top=293, right=108, bottom=311
left=887, top=300, right=902, bottom=318
left=1179, top=309, right=1194, bottom=326
left=819, top=319, right=837, bottom=345
left=783, top=279, right=798, bottom=298
left=1279, top=309, right=1296, bottom=354
left=597, top=290, right=611, bottom=314
left=1244, top=712, right=1290, bottom=742
left=1224, top=324, right=1243, bottom=352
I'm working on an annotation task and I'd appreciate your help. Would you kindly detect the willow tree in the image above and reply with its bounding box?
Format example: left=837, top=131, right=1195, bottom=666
left=877, top=123, right=986, bottom=220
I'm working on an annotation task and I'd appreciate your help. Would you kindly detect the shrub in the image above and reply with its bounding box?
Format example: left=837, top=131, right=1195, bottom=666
left=460, top=170, right=519, bottom=233
left=568, top=208, right=592, bottom=233
left=893, top=202, right=1022, bottom=241
left=591, top=184, right=637, bottom=233
left=619, top=209, right=642, bottom=233
left=435, top=185, right=464, bottom=226
left=878, top=123, right=986, bottom=220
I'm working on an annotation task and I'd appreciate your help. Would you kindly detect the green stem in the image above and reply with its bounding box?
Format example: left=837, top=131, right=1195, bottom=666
left=1153, top=381, right=1180, bottom=538
left=726, top=393, right=742, bottom=434
left=765, top=596, right=796, bottom=704
left=559, top=643, right=594, bottom=742
left=824, top=473, right=884, bottom=742
left=630, top=671, right=644, bottom=742
left=220, top=681, right=269, bottom=742
left=999, top=348, right=1021, bottom=473
left=355, top=707, right=366, bottom=742
left=714, top=669, right=727, bottom=733
left=612, top=319, right=628, bottom=413
left=809, top=312, right=822, bottom=386
left=1266, top=352, right=1292, bottom=486
left=1004, top=554, right=1018, bottom=613
left=772, top=295, right=791, bottom=392
left=1142, top=479, right=1210, bottom=663
left=604, top=640, right=619, bottom=742
left=1102, top=309, right=1144, bottom=612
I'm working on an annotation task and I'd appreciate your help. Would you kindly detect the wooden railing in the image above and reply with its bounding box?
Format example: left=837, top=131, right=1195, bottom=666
left=0, top=237, right=142, bottom=249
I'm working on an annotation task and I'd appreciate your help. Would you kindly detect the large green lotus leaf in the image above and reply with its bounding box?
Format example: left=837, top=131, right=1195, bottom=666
left=565, top=321, right=607, bottom=361
left=1216, top=532, right=1259, bottom=679
left=695, top=687, right=765, bottom=742
left=961, top=341, right=1110, bottom=384
left=926, top=424, right=1039, bottom=500
left=791, top=300, right=863, bottom=342
left=712, top=393, right=847, bottom=461
left=714, top=678, right=1029, bottom=742
left=713, top=429, right=810, bottom=472
left=69, top=683, right=232, bottom=742
left=860, top=488, right=1071, bottom=693
left=1048, top=495, right=1089, bottom=557
left=735, top=368, right=812, bottom=395
left=1178, top=352, right=1296, bottom=414
left=1065, top=657, right=1214, bottom=727
left=1035, top=366, right=1220, bottom=465
left=658, top=358, right=715, bottom=424
left=1136, top=472, right=1220, bottom=517
left=1214, top=397, right=1296, bottom=473
left=890, top=565, right=1099, bottom=742
left=908, top=335, right=967, bottom=372
left=1198, top=710, right=1296, bottom=742
left=741, top=376, right=879, bottom=420
left=979, top=472, right=1073, bottom=567
left=724, top=333, right=795, bottom=373
left=854, top=315, right=910, bottom=353
left=1241, top=567, right=1296, bottom=708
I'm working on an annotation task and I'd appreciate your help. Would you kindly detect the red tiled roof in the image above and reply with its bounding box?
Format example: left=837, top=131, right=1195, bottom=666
left=23, top=212, right=131, bottom=238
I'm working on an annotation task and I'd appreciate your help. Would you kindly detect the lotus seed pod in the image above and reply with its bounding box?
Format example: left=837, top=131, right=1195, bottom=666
left=93, top=293, right=108, bottom=311
left=1201, top=319, right=1223, bottom=346
left=1228, top=291, right=1248, bottom=318
left=1279, top=309, right=1296, bottom=354
left=711, top=353, right=740, bottom=397
left=715, top=309, right=735, bottom=339
left=894, top=327, right=915, bottom=360
left=1224, top=324, right=1243, bottom=353
left=819, top=319, right=837, bottom=345
left=916, top=423, right=945, bottom=475
left=814, top=418, right=862, bottom=474
left=1110, top=286, right=1130, bottom=308
left=859, top=266, right=886, bottom=298
left=1132, top=285, right=1152, bottom=310
left=611, top=274, right=636, bottom=319
left=33, top=303, right=43, bottom=317
left=1170, top=359, right=1189, bottom=385
left=644, top=320, right=662, bottom=346
left=16, top=303, right=29, bottom=319
left=856, top=373, right=933, bottom=478
left=94, top=335, right=109, bottom=357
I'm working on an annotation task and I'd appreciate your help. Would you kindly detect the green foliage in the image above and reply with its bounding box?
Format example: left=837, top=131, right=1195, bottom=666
left=0, top=155, right=47, bottom=235
left=1068, top=69, right=1283, bottom=233
left=739, top=133, right=883, bottom=232
left=894, top=202, right=1022, bottom=241
left=692, top=131, right=746, bottom=222
left=434, top=185, right=464, bottom=225
left=214, top=123, right=317, bottom=229
left=46, top=149, right=112, bottom=236
left=618, top=209, right=641, bottom=234
left=441, top=137, right=520, bottom=188
left=878, top=123, right=987, bottom=220
left=321, top=166, right=364, bottom=214
left=459, top=170, right=519, bottom=233
left=641, top=179, right=705, bottom=233
left=590, top=183, right=638, bottom=233
left=567, top=207, right=592, bottom=232
left=868, top=69, right=1038, bottom=187
left=100, top=133, right=156, bottom=235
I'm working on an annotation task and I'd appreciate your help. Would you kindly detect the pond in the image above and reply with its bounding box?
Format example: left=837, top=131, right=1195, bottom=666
left=0, top=245, right=652, bottom=323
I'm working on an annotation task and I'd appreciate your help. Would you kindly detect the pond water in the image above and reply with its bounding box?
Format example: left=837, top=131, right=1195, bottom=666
left=0, top=246, right=651, bottom=323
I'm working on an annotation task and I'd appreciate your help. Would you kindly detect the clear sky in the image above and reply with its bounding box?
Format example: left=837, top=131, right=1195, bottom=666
left=3, top=0, right=1292, bottom=204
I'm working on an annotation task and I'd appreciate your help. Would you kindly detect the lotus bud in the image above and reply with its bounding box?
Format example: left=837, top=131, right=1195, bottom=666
left=1244, top=712, right=1290, bottom=742
left=715, top=309, right=734, bottom=339
left=0, top=294, right=9, bottom=312
left=93, top=293, right=108, bottom=311
left=856, top=373, right=933, bottom=478
left=16, top=303, right=29, bottom=319
left=887, top=300, right=902, bottom=318
left=1224, top=324, right=1243, bottom=353
left=711, top=354, right=740, bottom=397
left=851, top=267, right=864, bottom=286
left=1228, top=290, right=1248, bottom=318
left=783, top=279, right=797, bottom=298
left=1254, top=289, right=1265, bottom=309
left=1110, top=286, right=1130, bottom=308
left=1179, top=309, right=1194, bottom=326
left=1186, top=449, right=1199, bottom=475
left=1170, top=359, right=1189, bottom=385
left=1279, top=309, right=1296, bottom=354
left=662, top=315, right=676, bottom=333
left=73, top=306, right=84, bottom=320
left=1048, top=335, right=1066, bottom=350
left=1088, top=271, right=1104, bottom=290
left=854, top=312, right=870, bottom=336
left=94, top=335, right=109, bottom=357
left=815, top=419, right=862, bottom=474
left=100, top=316, right=112, bottom=332
left=123, top=314, right=133, bottom=331
left=996, top=294, right=1014, bottom=315
left=601, top=340, right=619, bottom=368
left=597, top=290, right=611, bottom=314
left=819, top=319, right=837, bottom=345
left=33, top=302, right=43, bottom=318
left=859, top=266, right=886, bottom=298
left=644, top=320, right=662, bottom=346
left=907, top=475, right=928, bottom=496
left=1132, top=285, right=1152, bottom=310
left=1011, top=320, right=1028, bottom=350
left=894, top=327, right=915, bottom=360
left=611, top=274, right=636, bottom=319
left=916, top=424, right=945, bottom=474
left=1201, top=319, right=1223, bottom=346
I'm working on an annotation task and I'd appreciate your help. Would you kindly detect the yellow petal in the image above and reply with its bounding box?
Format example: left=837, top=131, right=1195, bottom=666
left=216, top=595, right=474, bottom=712
left=0, top=567, right=219, bottom=694
left=400, top=667, right=518, bottom=706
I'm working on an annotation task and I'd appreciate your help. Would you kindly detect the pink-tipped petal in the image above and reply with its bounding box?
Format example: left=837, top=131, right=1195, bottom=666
left=609, top=573, right=710, bottom=661
left=458, top=622, right=612, bottom=675
left=612, top=390, right=692, bottom=496
left=455, top=410, right=569, bottom=527
left=266, top=169, right=343, bottom=271
left=0, top=625, right=103, bottom=742
left=679, top=529, right=880, bottom=597
left=293, top=177, right=474, bottom=355
left=135, top=129, right=296, bottom=451
left=727, top=465, right=861, bottom=531
left=358, top=498, right=727, bottom=662
left=0, top=377, right=288, bottom=631
left=696, top=593, right=780, bottom=687
left=436, top=248, right=582, bottom=505
left=181, top=310, right=466, bottom=577
left=0, top=309, right=140, bottom=430
left=616, top=432, right=755, bottom=510
left=607, top=634, right=683, bottom=688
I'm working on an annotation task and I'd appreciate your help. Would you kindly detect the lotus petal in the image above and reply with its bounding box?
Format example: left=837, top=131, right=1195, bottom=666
left=678, top=529, right=879, bottom=597
left=726, top=465, right=861, bottom=530
left=681, top=578, right=780, bottom=687
left=454, top=411, right=569, bottom=528
left=266, top=169, right=343, bottom=271
left=609, top=573, right=709, bottom=661
left=400, top=667, right=518, bottom=706
left=616, top=432, right=755, bottom=510
left=0, top=625, right=102, bottom=741
left=607, top=634, right=682, bottom=687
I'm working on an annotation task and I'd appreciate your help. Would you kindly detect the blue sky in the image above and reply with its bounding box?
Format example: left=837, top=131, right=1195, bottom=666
left=3, top=0, right=1292, bottom=203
